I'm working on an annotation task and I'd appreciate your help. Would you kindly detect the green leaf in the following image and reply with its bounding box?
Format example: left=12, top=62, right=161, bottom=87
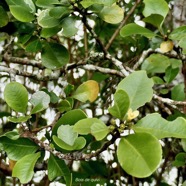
left=48, top=154, right=72, bottom=186
left=57, top=125, right=78, bottom=146
left=91, top=122, right=109, bottom=141
left=181, top=139, right=186, bottom=152
left=117, top=133, right=162, bottom=178
left=141, top=54, right=170, bottom=74
left=12, top=152, right=41, bottom=184
left=41, top=42, right=69, bottom=69
left=172, top=152, right=186, bottom=167
left=143, top=0, right=169, bottom=19
left=9, top=5, right=35, bottom=22
left=53, top=135, right=86, bottom=151
left=6, top=0, right=36, bottom=13
left=8, top=116, right=31, bottom=123
left=57, top=100, right=72, bottom=112
left=74, top=118, right=104, bottom=134
left=72, top=80, right=99, bottom=102
left=171, top=83, right=185, bottom=101
left=164, top=66, right=179, bottom=83
left=117, top=71, right=154, bottom=110
left=0, top=137, right=39, bottom=161
left=25, top=38, right=42, bottom=53
left=169, top=26, right=186, bottom=40
left=178, top=37, right=186, bottom=50
left=120, top=23, right=156, bottom=38
left=143, top=14, right=164, bottom=29
left=38, top=9, right=60, bottom=28
left=61, top=17, right=78, bottom=37
left=99, top=5, right=124, bottom=24
left=30, top=91, right=50, bottom=114
left=1, top=130, right=20, bottom=140
left=52, top=109, right=87, bottom=136
left=80, top=0, right=116, bottom=8
left=4, top=82, right=28, bottom=113
left=108, top=90, right=130, bottom=120
left=0, top=6, right=9, bottom=27
left=41, top=26, right=61, bottom=38
left=36, top=0, right=60, bottom=8
left=133, top=113, right=186, bottom=139
left=49, top=6, right=70, bottom=19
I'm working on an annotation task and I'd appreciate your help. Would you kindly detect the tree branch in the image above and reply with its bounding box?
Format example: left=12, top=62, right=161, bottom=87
left=105, top=0, right=141, bottom=50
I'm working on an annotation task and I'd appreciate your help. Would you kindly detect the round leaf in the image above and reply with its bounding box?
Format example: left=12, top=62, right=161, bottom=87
left=30, top=91, right=50, bottom=114
left=143, top=0, right=169, bottom=19
left=38, top=9, right=60, bottom=28
left=116, top=71, right=154, bottom=110
left=72, top=80, right=99, bottom=102
left=117, top=133, right=162, bottom=178
left=99, top=5, right=124, bottom=24
left=41, top=42, right=70, bottom=69
left=53, top=135, right=86, bottom=151
left=57, top=125, right=78, bottom=146
left=4, top=82, right=28, bottom=113
left=80, top=0, right=116, bottom=8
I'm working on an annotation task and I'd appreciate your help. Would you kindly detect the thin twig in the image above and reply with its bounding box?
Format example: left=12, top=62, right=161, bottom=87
left=105, top=0, right=141, bottom=50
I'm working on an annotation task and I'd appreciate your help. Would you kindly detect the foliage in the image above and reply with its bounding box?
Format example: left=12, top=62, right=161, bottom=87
left=0, top=0, right=186, bottom=185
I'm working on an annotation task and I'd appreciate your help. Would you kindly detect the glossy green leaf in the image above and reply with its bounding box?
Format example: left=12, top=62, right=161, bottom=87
left=178, top=37, right=186, bottom=50
left=141, top=54, right=170, bottom=74
left=57, top=125, right=78, bottom=146
left=53, top=135, right=86, bottom=151
left=61, top=17, right=78, bottom=37
left=30, top=91, right=50, bottom=114
left=9, top=5, right=35, bottom=22
left=172, top=152, right=186, bottom=167
left=164, top=66, right=179, bottom=83
left=49, top=6, right=70, bottom=19
left=6, top=0, right=36, bottom=12
left=108, top=90, right=130, bottom=120
left=143, top=0, right=169, bottom=18
left=41, top=42, right=69, bottom=69
left=57, top=100, right=72, bottom=112
left=38, top=9, right=60, bottom=28
left=171, top=83, right=185, bottom=101
left=1, top=130, right=19, bottom=140
left=133, top=113, right=186, bottom=139
left=72, top=80, right=99, bottom=102
left=25, top=38, right=42, bottom=52
left=117, top=133, right=162, bottom=178
left=52, top=109, right=87, bottom=136
left=0, top=137, right=39, bottom=161
left=36, top=0, right=60, bottom=8
left=48, top=154, right=72, bottom=186
left=8, top=116, right=31, bottom=123
left=99, top=5, right=124, bottom=24
left=12, top=152, right=41, bottom=184
left=74, top=118, right=104, bottom=135
left=169, top=26, right=186, bottom=40
left=143, top=14, right=164, bottom=29
left=120, top=23, right=156, bottom=38
left=80, top=0, right=116, bottom=8
left=117, top=71, right=154, bottom=110
left=0, top=6, right=9, bottom=27
left=41, top=27, right=61, bottom=38
left=91, top=122, right=109, bottom=140
left=4, top=82, right=28, bottom=113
